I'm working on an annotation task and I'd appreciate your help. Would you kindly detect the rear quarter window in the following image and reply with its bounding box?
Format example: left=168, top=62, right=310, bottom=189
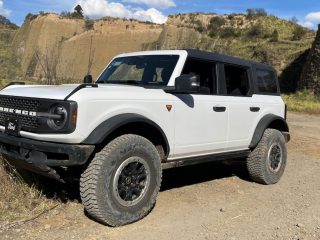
left=256, top=69, right=278, bottom=94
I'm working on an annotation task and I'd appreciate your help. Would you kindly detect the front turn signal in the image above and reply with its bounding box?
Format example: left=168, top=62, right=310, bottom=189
left=72, top=109, right=78, bottom=125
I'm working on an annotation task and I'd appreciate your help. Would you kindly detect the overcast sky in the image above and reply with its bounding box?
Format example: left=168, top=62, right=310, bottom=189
left=1, top=0, right=320, bottom=28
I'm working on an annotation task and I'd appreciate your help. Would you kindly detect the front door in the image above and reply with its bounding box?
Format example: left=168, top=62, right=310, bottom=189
left=170, top=57, right=228, bottom=160
left=172, top=94, right=228, bottom=159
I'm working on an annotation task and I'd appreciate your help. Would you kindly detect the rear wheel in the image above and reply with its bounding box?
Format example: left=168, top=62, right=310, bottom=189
left=247, top=129, right=287, bottom=185
left=80, top=134, right=162, bottom=226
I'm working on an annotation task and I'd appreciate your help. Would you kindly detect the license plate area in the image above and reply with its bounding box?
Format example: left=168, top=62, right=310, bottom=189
left=4, top=118, right=21, bottom=136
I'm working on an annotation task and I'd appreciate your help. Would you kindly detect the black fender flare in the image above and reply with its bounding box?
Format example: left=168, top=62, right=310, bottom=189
left=82, top=113, right=170, bottom=154
left=249, top=114, right=290, bottom=148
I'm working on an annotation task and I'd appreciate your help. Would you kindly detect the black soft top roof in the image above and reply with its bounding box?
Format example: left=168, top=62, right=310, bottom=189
left=185, top=49, right=276, bottom=72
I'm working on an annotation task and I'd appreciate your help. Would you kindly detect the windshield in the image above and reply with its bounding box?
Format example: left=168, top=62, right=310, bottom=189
left=96, top=55, right=180, bottom=86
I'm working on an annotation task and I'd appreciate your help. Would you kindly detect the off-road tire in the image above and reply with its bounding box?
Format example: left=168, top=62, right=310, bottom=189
left=247, top=128, right=287, bottom=185
left=80, top=134, right=162, bottom=226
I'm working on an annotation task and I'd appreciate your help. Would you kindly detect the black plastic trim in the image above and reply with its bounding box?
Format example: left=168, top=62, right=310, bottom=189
left=0, top=132, right=95, bottom=181
left=64, top=83, right=98, bottom=100
left=82, top=113, right=170, bottom=155
left=249, top=114, right=290, bottom=148
left=0, top=132, right=95, bottom=165
left=162, top=150, right=250, bottom=169
left=250, top=107, right=260, bottom=112
left=213, top=106, right=226, bottom=112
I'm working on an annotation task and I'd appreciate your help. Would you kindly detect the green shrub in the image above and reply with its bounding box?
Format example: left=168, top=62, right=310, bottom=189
left=270, top=29, right=279, bottom=42
left=220, top=27, right=240, bottom=38
left=208, top=16, right=226, bottom=38
left=252, top=45, right=275, bottom=64
left=227, top=15, right=235, bottom=20
left=24, top=13, right=38, bottom=22
left=246, top=23, right=264, bottom=38
left=246, top=8, right=268, bottom=19
left=194, top=20, right=206, bottom=33
left=84, top=19, right=94, bottom=30
left=60, top=11, right=83, bottom=19
left=292, top=25, right=307, bottom=41
left=209, top=16, right=226, bottom=27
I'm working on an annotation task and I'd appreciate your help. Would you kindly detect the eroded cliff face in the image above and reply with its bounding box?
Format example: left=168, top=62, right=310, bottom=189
left=13, top=14, right=162, bottom=81
left=299, top=25, right=320, bottom=95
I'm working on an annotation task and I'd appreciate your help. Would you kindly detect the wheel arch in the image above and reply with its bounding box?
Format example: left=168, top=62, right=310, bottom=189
left=249, top=114, right=290, bottom=148
left=82, top=113, right=170, bottom=159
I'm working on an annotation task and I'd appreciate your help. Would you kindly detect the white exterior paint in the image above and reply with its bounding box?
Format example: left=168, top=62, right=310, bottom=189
left=0, top=84, right=80, bottom=100
left=0, top=50, right=286, bottom=160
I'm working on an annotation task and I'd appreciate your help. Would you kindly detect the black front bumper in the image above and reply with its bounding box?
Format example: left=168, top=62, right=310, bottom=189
left=0, top=132, right=95, bottom=181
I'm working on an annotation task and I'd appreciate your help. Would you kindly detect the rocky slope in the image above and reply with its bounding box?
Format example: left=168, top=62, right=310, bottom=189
left=12, top=14, right=162, bottom=81
left=299, top=25, right=320, bottom=95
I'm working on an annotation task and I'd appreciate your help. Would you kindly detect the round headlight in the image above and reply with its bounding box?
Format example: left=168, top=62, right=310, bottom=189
left=47, top=105, right=68, bottom=130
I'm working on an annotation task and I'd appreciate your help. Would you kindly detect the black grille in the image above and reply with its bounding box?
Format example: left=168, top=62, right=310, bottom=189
left=0, top=96, right=40, bottom=131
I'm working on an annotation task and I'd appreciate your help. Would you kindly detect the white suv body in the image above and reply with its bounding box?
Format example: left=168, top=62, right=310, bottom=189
left=0, top=50, right=290, bottom=226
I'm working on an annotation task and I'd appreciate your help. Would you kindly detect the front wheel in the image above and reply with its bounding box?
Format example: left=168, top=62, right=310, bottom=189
left=80, top=134, right=162, bottom=226
left=247, top=129, right=287, bottom=185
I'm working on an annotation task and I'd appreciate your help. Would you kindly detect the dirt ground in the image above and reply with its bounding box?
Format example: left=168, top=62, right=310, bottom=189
left=1, top=112, right=320, bottom=240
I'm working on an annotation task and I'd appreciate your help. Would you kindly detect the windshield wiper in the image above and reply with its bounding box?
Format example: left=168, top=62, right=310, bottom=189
left=123, top=80, right=142, bottom=85
left=98, top=80, right=143, bottom=86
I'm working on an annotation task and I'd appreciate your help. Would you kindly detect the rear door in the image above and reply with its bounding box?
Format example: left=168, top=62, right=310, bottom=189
left=220, top=64, right=260, bottom=151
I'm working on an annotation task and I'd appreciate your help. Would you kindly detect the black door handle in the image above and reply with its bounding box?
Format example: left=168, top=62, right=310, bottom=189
left=250, top=107, right=260, bottom=112
left=213, top=106, right=226, bottom=112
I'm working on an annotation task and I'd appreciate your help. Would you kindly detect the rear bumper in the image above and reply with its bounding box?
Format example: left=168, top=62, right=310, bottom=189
left=0, top=132, right=95, bottom=181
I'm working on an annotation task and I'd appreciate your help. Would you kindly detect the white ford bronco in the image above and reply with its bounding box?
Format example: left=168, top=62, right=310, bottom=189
left=0, top=50, right=290, bottom=226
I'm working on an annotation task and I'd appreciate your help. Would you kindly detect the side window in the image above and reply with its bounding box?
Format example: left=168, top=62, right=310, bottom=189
left=182, top=58, right=217, bottom=94
left=224, top=65, right=250, bottom=96
left=256, top=69, right=278, bottom=94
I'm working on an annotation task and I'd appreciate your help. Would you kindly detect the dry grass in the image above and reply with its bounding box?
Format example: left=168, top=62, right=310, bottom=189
left=282, top=91, right=320, bottom=114
left=0, top=158, right=58, bottom=225
left=0, top=79, right=10, bottom=88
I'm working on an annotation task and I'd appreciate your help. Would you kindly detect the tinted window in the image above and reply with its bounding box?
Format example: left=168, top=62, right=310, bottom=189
left=256, top=69, right=278, bottom=94
left=97, top=55, right=179, bottom=86
left=182, top=58, right=217, bottom=94
left=225, top=65, right=250, bottom=96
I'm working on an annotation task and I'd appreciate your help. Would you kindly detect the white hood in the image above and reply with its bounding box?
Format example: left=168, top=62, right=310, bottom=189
left=0, top=84, right=80, bottom=100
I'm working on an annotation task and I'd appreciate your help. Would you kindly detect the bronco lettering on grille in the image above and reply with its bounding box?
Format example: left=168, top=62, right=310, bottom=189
left=0, top=106, right=36, bottom=117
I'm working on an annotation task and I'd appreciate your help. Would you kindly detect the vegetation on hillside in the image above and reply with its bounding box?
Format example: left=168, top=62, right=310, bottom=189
left=282, top=91, right=320, bottom=114
left=60, top=4, right=84, bottom=20
left=0, top=15, right=21, bottom=81
left=0, top=15, right=18, bottom=29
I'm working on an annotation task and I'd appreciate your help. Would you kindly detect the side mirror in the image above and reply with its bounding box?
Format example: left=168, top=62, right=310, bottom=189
left=84, top=75, right=93, bottom=84
left=174, top=74, right=200, bottom=93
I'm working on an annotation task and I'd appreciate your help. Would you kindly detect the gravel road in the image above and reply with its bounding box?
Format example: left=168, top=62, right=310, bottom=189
left=1, top=112, right=320, bottom=240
